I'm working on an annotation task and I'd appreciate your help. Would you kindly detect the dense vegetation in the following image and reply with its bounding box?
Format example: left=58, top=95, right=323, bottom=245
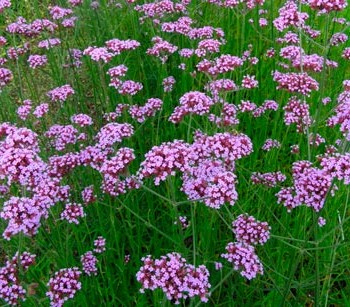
left=0, top=0, right=349, bottom=306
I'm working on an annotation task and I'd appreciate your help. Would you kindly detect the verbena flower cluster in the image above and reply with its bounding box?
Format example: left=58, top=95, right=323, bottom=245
left=46, top=267, right=82, bottom=307
left=0, top=252, right=36, bottom=305
left=136, top=253, right=211, bottom=304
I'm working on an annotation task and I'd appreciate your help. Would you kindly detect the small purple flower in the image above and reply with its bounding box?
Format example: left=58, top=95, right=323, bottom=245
left=93, top=236, right=106, bottom=254
left=60, top=203, right=85, bottom=224
left=81, top=251, right=98, bottom=276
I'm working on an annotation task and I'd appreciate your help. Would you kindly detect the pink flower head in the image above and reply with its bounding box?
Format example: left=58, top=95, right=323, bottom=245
left=0, top=197, right=43, bottom=239
left=138, top=140, right=191, bottom=185
left=251, top=171, right=286, bottom=187
left=83, top=46, right=114, bottom=63
left=45, top=124, right=79, bottom=151
left=46, top=268, right=81, bottom=307
left=221, top=242, right=264, bottom=280
left=262, top=139, right=281, bottom=151
left=0, top=68, right=13, bottom=89
left=68, top=0, right=83, bottom=6
left=147, top=36, right=178, bottom=63
left=38, top=38, right=61, bottom=49
left=182, top=159, right=238, bottom=208
left=273, top=0, right=309, bottom=32
left=81, top=251, right=98, bottom=276
left=118, top=80, right=143, bottom=95
left=308, top=0, right=347, bottom=12
left=242, top=74, right=259, bottom=89
left=169, top=91, right=214, bottom=123
left=71, top=113, right=93, bottom=127
left=60, top=202, right=85, bottom=224
left=49, top=6, right=73, bottom=20
left=95, top=123, right=134, bottom=149
left=136, top=252, right=211, bottom=304
left=273, top=71, right=319, bottom=96
left=81, top=185, right=96, bottom=205
left=28, top=54, right=48, bottom=69
left=129, top=98, right=163, bottom=123
left=33, top=103, right=49, bottom=118
left=105, top=38, right=140, bottom=54
left=276, top=161, right=334, bottom=212
left=0, top=0, right=11, bottom=13
left=162, top=76, right=176, bottom=92
left=283, top=96, right=312, bottom=132
left=0, top=251, right=36, bottom=305
left=318, top=216, right=326, bottom=227
left=232, top=214, right=271, bottom=245
left=47, top=84, right=75, bottom=103
left=93, top=236, right=106, bottom=253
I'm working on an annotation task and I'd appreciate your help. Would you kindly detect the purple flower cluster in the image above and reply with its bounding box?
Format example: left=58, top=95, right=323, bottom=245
left=136, top=252, right=211, bottom=304
left=162, top=76, right=176, bottom=92
left=138, top=140, right=191, bottom=185
left=33, top=103, right=49, bottom=118
left=284, top=96, right=312, bottom=133
left=16, top=99, right=32, bottom=120
left=105, top=38, right=140, bottom=54
left=135, top=0, right=188, bottom=21
left=221, top=242, right=263, bottom=280
left=197, top=54, right=243, bottom=76
left=45, top=124, right=79, bottom=151
left=251, top=171, right=286, bottom=187
left=49, top=6, right=73, bottom=20
left=93, top=236, right=106, bottom=254
left=182, top=159, right=238, bottom=208
left=38, top=38, right=61, bottom=49
left=195, top=38, right=222, bottom=57
left=208, top=102, right=239, bottom=127
left=100, top=147, right=136, bottom=196
left=0, top=197, right=43, bottom=239
left=129, top=98, right=163, bottom=123
left=262, top=139, right=281, bottom=151
left=46, top=267, right=81, bottom=307
left=0, top=0, right=11, bottom=13
left=276, top=161, right=334, bottom=212
left=169, top=91, right=214, bottom=123
left=81, top=251, right=98, bottom=276
left=273, top=0, right=309, bottom=32
left=147, top=36, right=178, bottom=63
left=327, top=88, right=350, bottom=140
left=83, top=46, right=114, bottom=63
left=273, top=71, right=319, bottom=96
left=27, top=54, right=48, bottom=69
left=0, top=252, right=36, bottom=305
left=320, top=153, right=350, bottom=185
left=95, top=123, right=134, bottom=149
left=81, top=185, right=96, bottom=205
left=232, top=214, right=271, bottom=245
left=71, top=113, right=93, bottom=127
left=107, top=64, right=143, bottom=95
left=242, top=74, right=259, bottom=89
left=47, top=84, right=75, bottom=103
left=0, top=67, right=13, bottom=90
left=308, top=0, right=347, bottom=12
left=60, top=202, right=85, bottom=224
left=6, top=17, right=57, bottom=38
